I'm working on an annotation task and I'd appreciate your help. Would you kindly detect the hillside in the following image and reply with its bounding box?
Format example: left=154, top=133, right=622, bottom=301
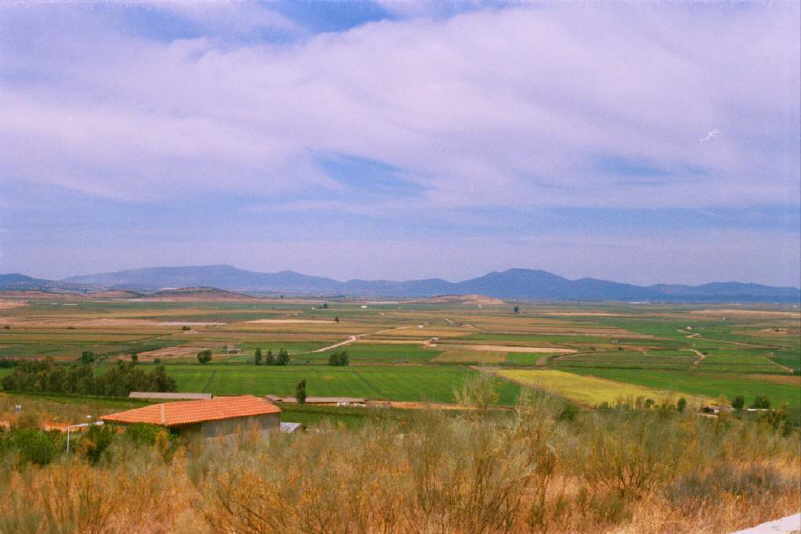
left=0, top=274, right=88, bottom=293
left=414, top=294, right=507, bottom=306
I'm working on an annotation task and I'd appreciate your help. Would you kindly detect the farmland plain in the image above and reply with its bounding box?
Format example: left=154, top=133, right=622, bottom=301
left=0, top=293, right=798, bottom=421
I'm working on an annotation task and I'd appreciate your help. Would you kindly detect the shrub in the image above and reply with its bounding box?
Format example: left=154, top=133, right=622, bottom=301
left=79, top=425, right=116, bottom=465
left=557, top=403, right=579, bottom=422
left=453, top=373, right=499, bottom=411
left=13, top=429, right=58, bottom=465
left=328, top=351, right=349, bottom=366
left=751, top=395, right=771, bottom=409
left=197, top=350, right=213, bottom=365
left=124, top=423, right=165, bottom=447
left=667, top=464, right=795, bottom=515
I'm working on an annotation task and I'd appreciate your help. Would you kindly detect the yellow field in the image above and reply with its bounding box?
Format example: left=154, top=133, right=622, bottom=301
left=495, top=369, right=697, bottom=407
left=433, top=350, right=507, bottom=363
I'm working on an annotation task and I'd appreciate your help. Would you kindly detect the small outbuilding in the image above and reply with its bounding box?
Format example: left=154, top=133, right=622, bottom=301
left=101, top=395, right=281, bottom=440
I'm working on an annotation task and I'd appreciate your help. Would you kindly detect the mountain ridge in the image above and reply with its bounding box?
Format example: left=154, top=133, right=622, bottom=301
left=40, top=265, right=800, bottom=302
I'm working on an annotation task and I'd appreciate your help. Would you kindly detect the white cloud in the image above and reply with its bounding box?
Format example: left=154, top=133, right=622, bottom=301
left=0, top=1, right=798, bottom=209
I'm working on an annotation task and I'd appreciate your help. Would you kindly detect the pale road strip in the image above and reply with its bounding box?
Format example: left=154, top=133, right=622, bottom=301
left=687, top=348, right=706, bottom=367
left=312, top=335, right=359, bottom=353
left=730, top=513, right=801, bottom=534
left=310, top=328, right=400, bottom=353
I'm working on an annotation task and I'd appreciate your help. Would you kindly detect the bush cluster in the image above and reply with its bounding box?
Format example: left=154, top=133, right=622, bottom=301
left=327, top=350, right=349, bottom=366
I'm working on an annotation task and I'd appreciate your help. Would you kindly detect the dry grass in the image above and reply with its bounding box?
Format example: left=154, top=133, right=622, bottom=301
left=433, top=351, right=508, bottom=363
left=0, top=394, right=799, bottom=533
left=494, top=369, right=705, bottom=407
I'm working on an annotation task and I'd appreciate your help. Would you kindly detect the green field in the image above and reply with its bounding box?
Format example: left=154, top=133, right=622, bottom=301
left=495, top=369, right=695, bottom=407
left=1, top=297, right=797, bottom=423
left=316, top=343, right=440, bottom=363
left=165, top=363, right=520, bottom=405
left=504, top=353, right=543, bottom=365
left=567, top=368, right=801, bottom=422
left=698, top=349, right=788, bottom=373
left=553, top=350, right=695, bottom=370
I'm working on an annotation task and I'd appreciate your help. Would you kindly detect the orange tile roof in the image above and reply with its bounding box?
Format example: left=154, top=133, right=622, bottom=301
left=100, top=395, right=281, bottom=427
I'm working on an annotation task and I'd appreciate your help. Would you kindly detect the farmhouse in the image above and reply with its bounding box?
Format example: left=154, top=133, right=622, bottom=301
left=101, top=395, right=281, bottom=440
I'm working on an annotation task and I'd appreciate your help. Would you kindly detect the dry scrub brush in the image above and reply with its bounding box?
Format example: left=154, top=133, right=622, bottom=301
left=0, top=393, right=799, bottom=533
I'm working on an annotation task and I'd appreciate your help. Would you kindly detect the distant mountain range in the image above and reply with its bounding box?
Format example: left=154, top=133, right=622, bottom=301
left=0, top=265, right=797, bottom=302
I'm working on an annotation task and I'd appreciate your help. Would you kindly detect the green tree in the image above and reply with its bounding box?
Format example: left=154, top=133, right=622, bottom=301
left=751, top=395, right=771, bottom=409
left=732, top=396, right=745, bottom=411
left=296, top=379, right=307, bottom=405
left=197, top=350, right=213, bottom=365
left=328, top=351, right=349, bottom=366
left=513, top=305, right=519, bottom=313
left=80, top=351, right=95, bottom=365
left=276, top=349, right=290, bottom=366
left=265, top=349, right=275, bottom=365
left=254, top=348, right=263, bottom=366
left=676, top=398, right=687, bottom=413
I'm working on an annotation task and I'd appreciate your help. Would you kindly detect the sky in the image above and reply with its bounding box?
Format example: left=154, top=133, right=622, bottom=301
left=0, top=0, right=799, bottom=286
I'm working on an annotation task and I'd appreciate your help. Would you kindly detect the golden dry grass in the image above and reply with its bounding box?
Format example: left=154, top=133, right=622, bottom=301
left=494, top=369, right=704, bottom=407
left=2, top=403, right=798, bottom=534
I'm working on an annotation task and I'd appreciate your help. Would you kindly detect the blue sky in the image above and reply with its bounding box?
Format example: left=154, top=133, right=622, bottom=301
left=0, top=0, right=799, bottom=286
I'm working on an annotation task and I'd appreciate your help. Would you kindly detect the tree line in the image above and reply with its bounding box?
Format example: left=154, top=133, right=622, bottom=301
left=0, top=359, right=177, bottom=396
left=253, top=348, right=290, bottom=366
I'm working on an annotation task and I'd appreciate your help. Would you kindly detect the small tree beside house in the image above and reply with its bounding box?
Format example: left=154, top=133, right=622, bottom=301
left=296, top=379, right=307, bottom=405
